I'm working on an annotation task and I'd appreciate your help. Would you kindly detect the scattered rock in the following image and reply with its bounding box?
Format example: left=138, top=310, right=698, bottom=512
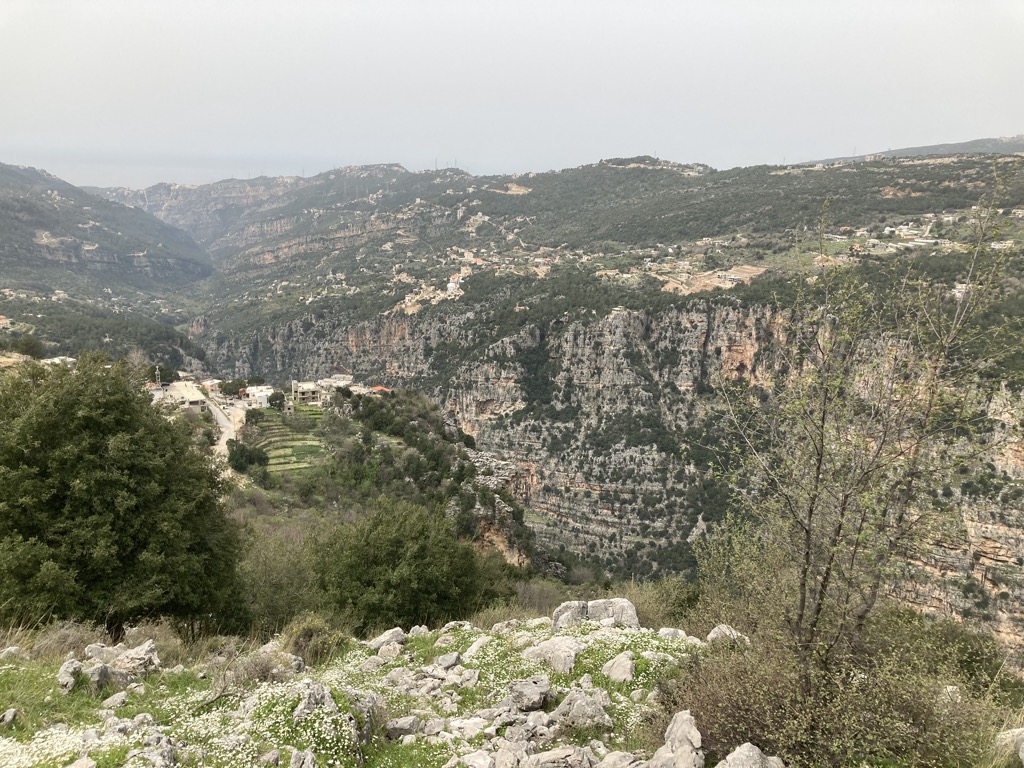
left=409, top=625, right=430, bottom=637
left=552, top=601, right=589, bottom=632
left=83, top=663, right=135, bottom=692
left=0, top=707, right=17, bottom=725
left=289, top=748, right=317, bottom=768
left=102, top=691, right=128, bottom=709
left=658, top=628, right=705, bottom=646
left=522, top=745, right=595, bottom=767
left=259, top=749, right=281, bottom=765
left=464, top=636, right=492, bottom=659
left=552, top=599, right=640, bottom=632
left=387, top=715, right=421, bottom=739
left=65, top=758, right=97, bottom=768
left=368, top=627, right=407, bottom=650
left=649, top=710, right=703, bottom=768
left=378, top=642, right=403, bottom=661
left=510, top=675, right=551, bottom=711
left=0, top=646, right=22, bottom=660
left=553, top=690, right=613, bottom=731
left=292, top=681, right=338, bottom=723
left=598, top=752, right=639, bottom=768
left=523, top=636, right=585, bottom=674
left=714, top=742, right=785, bottom=768
left=586, top=599, right=639, bottom=628
left=436, top=651, right=462, bottom=670
left=449, top=716, right=490, bottom=739
left=706, top=625, right=750, bottom=646
left=601, top=652, right=635, bottom=684
left=57, top=658, right=83, bottom=692
left=463, top=749, right=495, bottom=768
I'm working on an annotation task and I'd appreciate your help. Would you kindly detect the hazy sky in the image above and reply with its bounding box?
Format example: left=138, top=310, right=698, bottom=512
left=2, top=0, right=1022, bottom=188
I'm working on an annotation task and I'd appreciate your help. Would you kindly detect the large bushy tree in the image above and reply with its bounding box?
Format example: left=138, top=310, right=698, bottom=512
left=318, top=500, right=496, bottom=635
left=0, top=354, right=243, bottom=638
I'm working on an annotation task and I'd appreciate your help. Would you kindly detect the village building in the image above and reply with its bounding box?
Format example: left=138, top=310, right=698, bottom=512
left=242, top=384, right=276, bottom=409
left=164, top=381, right=208, bottom=413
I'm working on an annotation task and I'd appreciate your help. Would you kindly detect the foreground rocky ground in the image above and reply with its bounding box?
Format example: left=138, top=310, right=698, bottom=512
left=0, top=598, right=790, bottom=768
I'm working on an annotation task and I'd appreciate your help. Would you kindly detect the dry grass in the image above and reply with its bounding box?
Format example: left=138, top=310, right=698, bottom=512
left=29, top=621, right=106, bottom=662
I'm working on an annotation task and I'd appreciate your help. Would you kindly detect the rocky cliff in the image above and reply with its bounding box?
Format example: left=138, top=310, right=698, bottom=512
left=197, top=299, right=785, bottom=579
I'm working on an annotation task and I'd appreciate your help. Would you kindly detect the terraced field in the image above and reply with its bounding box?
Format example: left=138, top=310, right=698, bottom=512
left=247, top=406, right=326, bottom=473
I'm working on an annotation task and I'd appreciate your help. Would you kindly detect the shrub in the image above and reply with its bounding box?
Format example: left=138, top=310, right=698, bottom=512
left=661, top=614, right=1003, bottom=768
left=281, top=612, right=350, bottom=667
left=317, top=499, right=498, bottom=635
left=240, top=525, right=323, bottom=636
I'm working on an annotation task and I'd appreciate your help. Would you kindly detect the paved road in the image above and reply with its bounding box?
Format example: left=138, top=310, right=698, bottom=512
left=206, top=397, right=236, bottom=456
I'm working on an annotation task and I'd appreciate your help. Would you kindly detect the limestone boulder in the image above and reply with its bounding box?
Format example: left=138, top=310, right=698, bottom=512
left=523, top=637, right=585, bottom=674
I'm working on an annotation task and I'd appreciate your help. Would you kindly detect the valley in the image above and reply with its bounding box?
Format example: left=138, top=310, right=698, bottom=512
left=4, top=148, right=1024, bottom=627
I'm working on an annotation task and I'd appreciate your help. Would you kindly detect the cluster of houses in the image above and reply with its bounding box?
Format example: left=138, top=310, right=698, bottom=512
left=151, top=371, right=376, bottom=415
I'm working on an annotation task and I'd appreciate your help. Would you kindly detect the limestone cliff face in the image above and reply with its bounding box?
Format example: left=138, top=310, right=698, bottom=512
left=198, top=297, right=1024, bottom=637
left=200, top=300, right=784, bottom=576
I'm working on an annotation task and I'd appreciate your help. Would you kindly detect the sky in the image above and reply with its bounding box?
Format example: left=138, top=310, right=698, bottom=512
left=1, top=0, right=1023, bottom=189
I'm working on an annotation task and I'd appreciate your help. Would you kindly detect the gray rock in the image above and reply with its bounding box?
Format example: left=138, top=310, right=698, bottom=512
left=449, top=716, right=490, bottom=739
left=259, top=749, right=281, bottom=765
left=597, top=752, right=639, bottom=768
left=102, top=691, right=128, bottom=708
left=292, top=681, right=338, bottom=723
left=436, top=651, right=462, bottom=670
left=348, top=689, right=387, bottom=745
left=522, top=637, right=585, bottom=674
left=362, top=655, right=389, bottom=671
left=649, top=710, right=703, bottom=768
left=290, top=748, right=317, bottom=768
left=999, top=728, right=1024, bottom=755
left=378, top=642, right=403, bottom=661
left=0, top=707, right=17, bottom=725
left=510, top=675, right=551, bottom=711
left=409, top=625, right=430, bottom=637
left=57, top=658, right=82, bottom=692
left=65, top=759, right=98, bottom=768
left=465, top=636, right=492, bottom=659
left=463, top=750, right=495, bottom=768
left=587, top=599, right=639, bottom=628
left=706, top=625, right=749, bottom=646
left=423, top=717, right=445, bottom=736
left=387, top=715, right=421, bottom=739
left=522, top=745, right=595, bottom=767
left=552, top=601, right=589, bottom=632
left=601, top=652, right=635, bottom=683
left=658, top=628, right=705, bottom=646
left=713, top=743, right=784, bottom=768
left=495, top=745, right=526, bottom=768
left=368, top=627, right=407, bottom=650
left=116, top=639, right=162, bottom=674
left=0, top=646, right=22, bottom=660
left=84, top=642, right=126, bottom=663
left=526, top=710, right=551, bottom=730
left=553, top=690, right=613, bottom=730
left=83, top=663, right=135, bottom=692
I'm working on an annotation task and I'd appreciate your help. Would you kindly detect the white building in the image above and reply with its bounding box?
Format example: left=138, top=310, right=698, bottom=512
left=243, top=385, right=276, bottom=409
